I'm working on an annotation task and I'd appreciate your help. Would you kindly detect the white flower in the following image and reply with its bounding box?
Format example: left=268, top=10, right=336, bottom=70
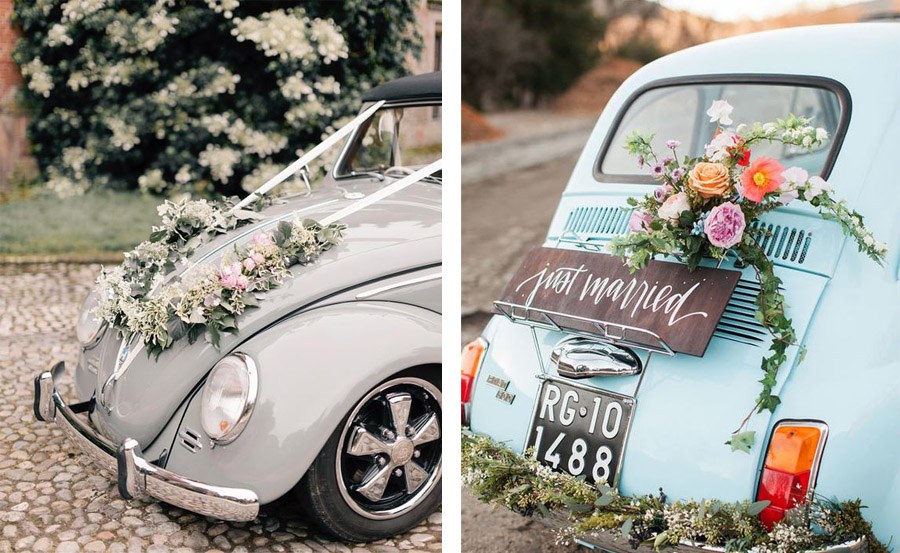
left=779, top=166, right=807, bottom=204
left=803, top=176, right=832, bottom=201
left=863, top=234, right=875, bottom=247
left=22, top=58, right=54, bottom=97
left=657, top=192, right=690, bottom=222
left=198, top=145, right=241, bottom=183
left=704, top=131, right=736, bottom=162
left=816, top=128, right=829, bottom=142
left=706, top=99, right=733, bottom=126
left=48, top=23, right=74, bottom=47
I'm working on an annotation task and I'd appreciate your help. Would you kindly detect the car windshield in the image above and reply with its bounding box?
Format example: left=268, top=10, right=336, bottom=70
left=599, top=82, right=843, bottom=180
left=338, top=104, right=442, bottom=180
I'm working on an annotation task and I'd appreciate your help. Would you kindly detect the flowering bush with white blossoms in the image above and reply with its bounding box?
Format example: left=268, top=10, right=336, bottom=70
left=95, top=197, right=345, bottom=357
left=608, top=100, right=887, bottom=451
left=13, top=0, right=421, bottom=197
left=462, top=433, right=888, bottom=553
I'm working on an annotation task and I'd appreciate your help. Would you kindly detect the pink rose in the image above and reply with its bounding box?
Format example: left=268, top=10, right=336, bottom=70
left=704, top=202, right=746, bottom=249
left=243, top=257, right=256, bottom=271
left=628, top=210, right=653, bottom=232
left=252, top=252, right=265, bottom=264
left=657, top=192, right=690, bottom=222
left=235, top=275, right=249, bottom=291
left=252, top=232, right=274, bottom=246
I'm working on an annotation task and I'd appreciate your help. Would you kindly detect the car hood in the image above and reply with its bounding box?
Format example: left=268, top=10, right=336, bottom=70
left=84, top=177, right=440, bottom=446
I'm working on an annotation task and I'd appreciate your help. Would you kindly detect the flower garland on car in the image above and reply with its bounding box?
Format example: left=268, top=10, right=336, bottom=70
left=607, top=100, right=887, bottom=450
left=95, top=198, right=345, bottom=358
left=463, top=433, right=887, bottom=553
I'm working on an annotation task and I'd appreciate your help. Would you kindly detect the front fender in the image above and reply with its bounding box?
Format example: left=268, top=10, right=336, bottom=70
left=162, top=301, right=441, bottom=504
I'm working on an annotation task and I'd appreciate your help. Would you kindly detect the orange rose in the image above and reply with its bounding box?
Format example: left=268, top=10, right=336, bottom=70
left=688, top=162, right=731, bottom=198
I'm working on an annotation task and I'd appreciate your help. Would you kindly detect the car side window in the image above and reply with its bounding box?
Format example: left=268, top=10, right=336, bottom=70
left=599, top=81, right=842, bottom=180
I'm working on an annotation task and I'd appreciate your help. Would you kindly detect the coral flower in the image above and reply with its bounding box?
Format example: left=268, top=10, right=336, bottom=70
left=741, top=157, right=785, bottom=202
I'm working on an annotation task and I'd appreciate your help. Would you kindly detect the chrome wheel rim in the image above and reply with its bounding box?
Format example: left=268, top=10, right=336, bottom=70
left=336, top=376, right=442, bottom=520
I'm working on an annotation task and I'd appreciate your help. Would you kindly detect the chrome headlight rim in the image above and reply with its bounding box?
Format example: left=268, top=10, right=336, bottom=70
left=76, top=291, right=107, bottom=349
left=200, top=352, right=259, bottom=445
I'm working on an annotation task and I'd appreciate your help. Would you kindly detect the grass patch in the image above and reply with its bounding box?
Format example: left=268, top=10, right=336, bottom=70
left=0, top=191, right=161, bottom=257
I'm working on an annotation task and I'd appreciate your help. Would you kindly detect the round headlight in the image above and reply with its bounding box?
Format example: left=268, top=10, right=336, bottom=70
left=200, top=353, right=258, bottom=444
left=76, top=291, right=106, bottom=347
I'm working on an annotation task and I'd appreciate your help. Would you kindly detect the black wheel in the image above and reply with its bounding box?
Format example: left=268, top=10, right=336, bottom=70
left=296, top=369, right=442, bottom=542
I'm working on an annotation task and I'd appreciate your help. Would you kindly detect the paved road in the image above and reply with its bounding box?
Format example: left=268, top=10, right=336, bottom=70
left=461, top=155, right=580, bottom=552
left=0, top=264, right=442, bottom=553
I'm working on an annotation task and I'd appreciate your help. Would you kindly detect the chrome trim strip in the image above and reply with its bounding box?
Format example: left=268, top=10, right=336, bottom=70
left=34, top=368, right=259, bottom=522
left=355, top=272, right=442, bottom=300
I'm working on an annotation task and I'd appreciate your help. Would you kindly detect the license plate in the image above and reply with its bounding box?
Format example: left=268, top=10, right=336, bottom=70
left=525, top=379, right=635, bottom=485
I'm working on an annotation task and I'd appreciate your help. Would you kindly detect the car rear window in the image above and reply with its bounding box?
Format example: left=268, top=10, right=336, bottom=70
left=597, top=79, right=847, bottom=182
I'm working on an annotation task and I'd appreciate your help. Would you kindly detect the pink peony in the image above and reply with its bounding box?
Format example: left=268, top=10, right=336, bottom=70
left=628, top=210, right=653, bottom=232
left=252, top=252, right=265, bottom=264
left=252, top=232, right=274, bottom=246
left=704, top=202, right=746, bottom=249
left=243, top=257, right=257, bottom=271
left=219, top=262, right=244, bottom=289
left=657, top=192, right=690, bottom=222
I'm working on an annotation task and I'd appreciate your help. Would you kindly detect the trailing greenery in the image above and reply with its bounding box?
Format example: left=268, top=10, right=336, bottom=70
left=0, top=191, right=160, bottom=256
left=463, top=433, right=888, bottom=553
left=608, top=106, right=886, bottom=450
left=13, top=0, right=420, bottom=198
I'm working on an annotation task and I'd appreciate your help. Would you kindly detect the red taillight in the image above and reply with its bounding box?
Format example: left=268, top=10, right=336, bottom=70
left=756, top=422, right=826, bottom=529
left=461, top=338, right=487, bottom=424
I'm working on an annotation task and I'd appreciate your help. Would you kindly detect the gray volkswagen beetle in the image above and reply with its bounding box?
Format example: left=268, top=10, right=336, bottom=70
left=33, top=72, right=442, bottom=542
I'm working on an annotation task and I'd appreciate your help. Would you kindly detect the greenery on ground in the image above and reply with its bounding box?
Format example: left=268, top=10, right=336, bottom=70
left=463, top=433, right=887, bottom=553
left=0, top=191, right=160, bottom=256
left=462, top=0, right=605, bottom=109
left=13, top=0, right=420, bottom=198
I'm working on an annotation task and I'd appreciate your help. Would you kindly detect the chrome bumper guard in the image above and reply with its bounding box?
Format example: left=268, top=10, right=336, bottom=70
left=33, top=362, right=260, bottom=522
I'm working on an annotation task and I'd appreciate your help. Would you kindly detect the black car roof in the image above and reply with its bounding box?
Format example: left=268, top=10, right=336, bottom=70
left=362, top=71, right=441, bottom=103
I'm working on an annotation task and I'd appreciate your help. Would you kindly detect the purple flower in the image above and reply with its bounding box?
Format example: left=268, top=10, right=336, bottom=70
left=671, top=167, right=685, bottom=181
left=653, top=184, right=673, bottom=202
left=637, top=155, right=645, bottom=169
left=666, top=140, right=681, bottom=150
left=651, top=163, right=665, bottom=177
left=628, top=210, right=653, bottom=232
left=704, top=202, right=746, bottom=249
left=661, top=156, right=674, bottom=165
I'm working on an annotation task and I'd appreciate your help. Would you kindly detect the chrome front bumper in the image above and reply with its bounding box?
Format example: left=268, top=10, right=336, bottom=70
left=34, top=362, right=260, bottom=522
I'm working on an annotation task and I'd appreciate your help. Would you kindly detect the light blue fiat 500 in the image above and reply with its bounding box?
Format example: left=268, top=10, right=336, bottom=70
left=462, top=24, right=898, bottom=549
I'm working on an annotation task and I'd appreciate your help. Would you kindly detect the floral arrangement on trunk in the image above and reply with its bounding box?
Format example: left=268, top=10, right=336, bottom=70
left=95, top=198, right=345, bottom=358
left=607, top=99, right=887, bottom=450
left=463, top=433, right=887, bottom=553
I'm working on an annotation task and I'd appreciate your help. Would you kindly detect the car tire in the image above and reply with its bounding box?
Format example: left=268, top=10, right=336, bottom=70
left=296, top=367, right=442, bottom=542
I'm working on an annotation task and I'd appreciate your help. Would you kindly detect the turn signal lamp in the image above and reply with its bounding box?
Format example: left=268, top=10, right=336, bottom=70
left=461, top=337, right=487, bottom=425
left=756, top=421, right=827, bottom=529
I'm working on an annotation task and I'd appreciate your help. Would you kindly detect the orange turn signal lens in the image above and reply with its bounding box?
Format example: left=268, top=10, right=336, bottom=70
left=757, top=421, right=827, bottom=529
left=764, top=425, right=822, bottom=474
left=461, top=337, right=487, bottom=413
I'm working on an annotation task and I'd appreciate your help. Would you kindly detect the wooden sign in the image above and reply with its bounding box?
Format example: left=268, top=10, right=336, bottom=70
left=496, top=247, right=740, bottom=356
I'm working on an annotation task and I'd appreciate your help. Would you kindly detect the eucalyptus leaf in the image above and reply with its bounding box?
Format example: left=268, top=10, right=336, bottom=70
left=594, top=494, right=615, bottom=507
left=746, top=499, right=771, bottom=516
left=620, top=517, right=633, bottom=537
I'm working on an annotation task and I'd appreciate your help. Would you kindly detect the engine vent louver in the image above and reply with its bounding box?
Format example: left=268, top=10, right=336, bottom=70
left=713, top=279, right=768, bottom=346
left=563, top=206, right=632, bottom=236
left=750, top=222, right=813, bottom=264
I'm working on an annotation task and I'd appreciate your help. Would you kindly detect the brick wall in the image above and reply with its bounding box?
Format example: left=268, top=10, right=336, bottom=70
left=0, top=0, right=20, bottom=102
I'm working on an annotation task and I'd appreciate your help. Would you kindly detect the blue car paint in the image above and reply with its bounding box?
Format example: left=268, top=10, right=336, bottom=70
left=469, top=24, right=900, bottom=542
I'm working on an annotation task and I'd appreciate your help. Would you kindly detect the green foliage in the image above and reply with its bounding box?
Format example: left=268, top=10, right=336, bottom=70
left=461, top=0, right=604, bottom=109
left=463, top=433, right=887, bottom=552
left=0, top=191, right=160, bottom=255
left=13, top=0, right=421, bottom=197
left=616, top=37, right=666, bottom=64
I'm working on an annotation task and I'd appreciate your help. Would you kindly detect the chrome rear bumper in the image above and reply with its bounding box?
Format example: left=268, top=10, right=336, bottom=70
left=34, top=362, right=260, bottom=522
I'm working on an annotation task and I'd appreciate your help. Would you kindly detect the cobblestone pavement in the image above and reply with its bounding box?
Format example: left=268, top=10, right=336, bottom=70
left=0, top=264, right=442, bottom=553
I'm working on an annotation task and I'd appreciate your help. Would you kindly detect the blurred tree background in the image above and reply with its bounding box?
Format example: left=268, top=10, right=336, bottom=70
left=462, top=0, right=605, bottom=110
left=13, top=0, right=421, bottom=198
